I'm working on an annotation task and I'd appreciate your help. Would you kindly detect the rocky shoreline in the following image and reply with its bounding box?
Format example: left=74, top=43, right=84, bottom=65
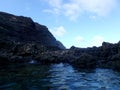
left=35, top=41, right=120, bottom=71
left=0, top=12, right=120, bottom=71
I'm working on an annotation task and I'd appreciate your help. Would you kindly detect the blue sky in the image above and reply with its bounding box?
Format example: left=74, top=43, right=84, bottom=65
left=0, top=0, right=120, bottom=48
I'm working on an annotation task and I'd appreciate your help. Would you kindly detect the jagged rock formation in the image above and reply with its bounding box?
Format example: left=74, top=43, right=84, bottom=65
left=35, top=41, right=120, bottom=71
left=68, top=41, right=120, bottom=70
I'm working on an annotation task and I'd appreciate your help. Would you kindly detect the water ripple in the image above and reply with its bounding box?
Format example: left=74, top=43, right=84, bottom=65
left=0, top=63, right=120, bottom=90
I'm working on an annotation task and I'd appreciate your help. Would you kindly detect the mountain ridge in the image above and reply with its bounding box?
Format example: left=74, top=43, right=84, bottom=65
left=0, top=11, right=65, bottom=49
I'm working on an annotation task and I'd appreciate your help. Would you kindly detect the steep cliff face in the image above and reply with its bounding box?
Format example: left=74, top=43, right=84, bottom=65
left=0, top=12, right=65, bottom=49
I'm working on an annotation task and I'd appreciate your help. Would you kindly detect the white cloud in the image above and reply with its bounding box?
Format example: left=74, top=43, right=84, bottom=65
left=91, top=35, right=104, bottom=46
left=76, top=0, right=117, bottom=16
left=43, top=9, right=60, bottom=15
left=63, top=3, right=81, bottom=20
left=50, top=26, right=66, bottom=37
left=44, top=0, right=117, bottom=20
left=47, top=0, right=62, bottom=9
left=43, top=0, right=62, bottom=15
left=75, top=36, right=84, bottom=43
left=74, top=35, right=104, bottom=47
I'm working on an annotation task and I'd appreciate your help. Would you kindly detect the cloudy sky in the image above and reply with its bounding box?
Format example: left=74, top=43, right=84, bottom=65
left=0, top=0, right=120, bottom=48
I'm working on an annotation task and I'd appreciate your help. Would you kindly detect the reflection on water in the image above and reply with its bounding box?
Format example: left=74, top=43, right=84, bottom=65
left=0, top=63, right=120, bottom=90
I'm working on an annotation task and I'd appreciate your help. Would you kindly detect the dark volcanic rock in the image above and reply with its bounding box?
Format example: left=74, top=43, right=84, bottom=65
left=106, top=53, right=120, bottom=71
left=1, top=12, right=120, bottom=71
left=33, top=39, right=120, bottom=70
left=69, top=41, right=120, bottom=70
left=72, top=53, right=97, bottom=69
left=0, top=12, right=65, bottom=49
left=0, top=11, right=65, bottom=64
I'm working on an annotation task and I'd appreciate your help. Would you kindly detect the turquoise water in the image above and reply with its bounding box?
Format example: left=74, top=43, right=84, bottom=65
left=0, top=63, right=120, bottom=90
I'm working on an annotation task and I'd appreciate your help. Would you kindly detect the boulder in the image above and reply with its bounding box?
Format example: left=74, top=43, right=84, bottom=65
left=106, top=53, right=120, bottom=71
left=72, top=53, right=97, bottom=69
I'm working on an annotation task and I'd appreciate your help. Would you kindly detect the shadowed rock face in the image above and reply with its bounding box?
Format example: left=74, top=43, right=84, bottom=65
left=0, top=12, right=65, bottom=49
